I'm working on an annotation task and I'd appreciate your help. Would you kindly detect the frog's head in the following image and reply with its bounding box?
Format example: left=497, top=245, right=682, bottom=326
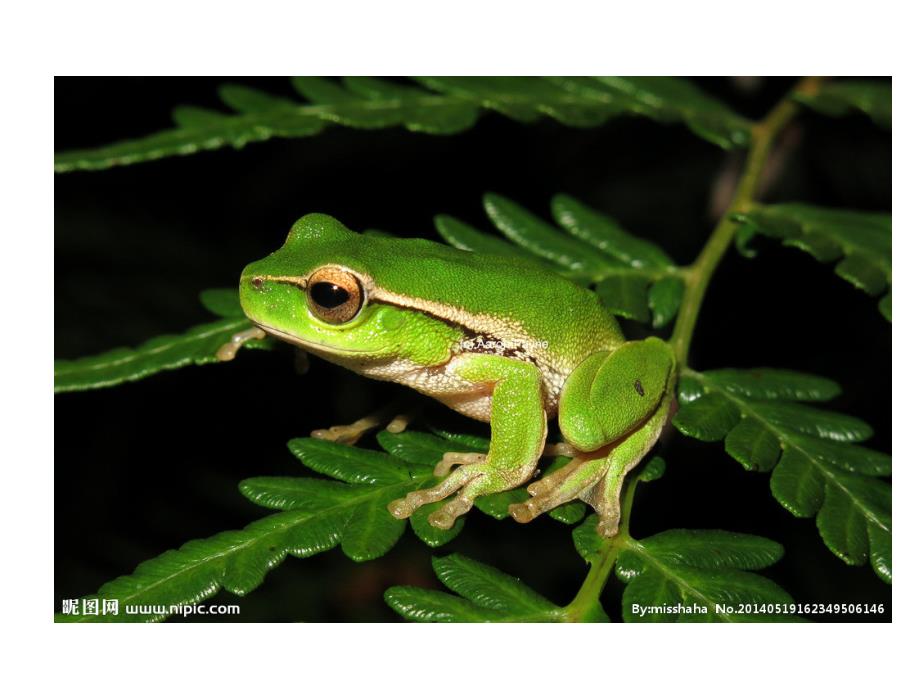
left=239, top=214, right=457, bottom=367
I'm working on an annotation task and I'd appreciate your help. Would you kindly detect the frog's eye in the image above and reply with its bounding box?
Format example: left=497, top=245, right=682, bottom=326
left=305, top=267, right=364, bottom=324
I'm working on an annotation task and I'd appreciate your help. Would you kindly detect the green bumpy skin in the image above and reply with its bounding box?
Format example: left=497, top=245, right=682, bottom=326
left=238, top=213, right=675, bottom=536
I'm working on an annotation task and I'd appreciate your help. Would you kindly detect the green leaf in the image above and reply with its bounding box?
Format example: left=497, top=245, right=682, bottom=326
left=434, top=554, right=557, bottom=612
left=572, top=515, right=605, bottom=566
left=54, top=316, right=269, bottom=393
left=676, top=369, right=891, bottom=582
left=548, top=501, right=587, bottom=524
left=288, top=437, right=413, bottom=485
left=434, top=214, right=525, bottom=257
left=551, top=194, right=673, bottom=268
left=605, top=520, right=798, bottom=622
left=724, top=417, right=782, bottom=472
left=621, top=570, right=682, bottom=622
left=410, top=503, right=465, bottom=547
left=384, top=587, right=501, bottom=622
left=637, top=529, right=785, bottom=570
left=735, top=203, right=891, bottom=319
left=702, top=368, right=841, bottom=402
left=375, top=429, right=482, bottom=467
left=446, top=194, right=684, bottom=326
left=638, top=455, right=667, bottom=482
left=339, top=484, right=409, bottom=561
left=219, top=84, right=299, bottom=113
left=879, top=292, right=892, bottom=321
left=817, top=483, right=869, bottom=566
left=385, top=554, right=564, bottom=622
left=57, top=498, right=351, bottom=622
left=474, top=486, right=532, bottom=520
left=199, top=288, right=244, bottom=318
left=596, top=274, right=651, bottom=322
left=751, top=401, right=873, bottom=443
left=795, top=79, right=891, bottom=129
left=56, top=77, right=749, bottom=173
left=343, top=76, right=479, bottom=134
left=484, top=193, right=611, bottom=273
left=426, top=427, right=490, bottom=452
left=547, top=76, right=752, bottom=148
left=672, top=393, right=740, bottom=441
left=648, top=276, right=685, bottom=328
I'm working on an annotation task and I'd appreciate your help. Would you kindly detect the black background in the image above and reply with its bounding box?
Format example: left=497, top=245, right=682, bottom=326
left=55, top=77, right=892, bottom=622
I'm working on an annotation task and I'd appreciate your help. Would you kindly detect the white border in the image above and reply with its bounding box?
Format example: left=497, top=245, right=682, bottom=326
left=5, top=0, right=911, bottom=685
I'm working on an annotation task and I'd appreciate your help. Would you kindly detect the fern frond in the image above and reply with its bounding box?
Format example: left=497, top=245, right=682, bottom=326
left=734, top=203, right=892, bottom=320
left=58, top=430, right=597, bottom=621
left=794, top=79, right=891, bottom=129
left=54, top=289, right=267, bottom=393
left=55, top=77, right=751, bottom=172
left=437, top=194, right=685, bottom=327
left=385, top=554, right=566, bottom=622
left=573, top=517, right=799, bottom=622
left=673, top=368, right=891, bottom=583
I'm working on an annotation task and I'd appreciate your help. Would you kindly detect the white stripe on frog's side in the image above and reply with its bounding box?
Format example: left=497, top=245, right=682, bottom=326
left=367, top=281, right=568, bottom=381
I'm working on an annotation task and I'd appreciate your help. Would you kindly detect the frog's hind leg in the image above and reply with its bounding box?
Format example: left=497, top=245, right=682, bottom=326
left=583, top=445, right=647, bottom=537
left=543, top=338, right=675, bottom=536
left=586, top=402, right=672, bottom=537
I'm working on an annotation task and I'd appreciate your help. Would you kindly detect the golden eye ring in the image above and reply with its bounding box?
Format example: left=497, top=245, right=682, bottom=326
left=305, top=267, right=364, bottom=324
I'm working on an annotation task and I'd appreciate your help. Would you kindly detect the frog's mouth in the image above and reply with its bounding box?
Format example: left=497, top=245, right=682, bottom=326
left=254, top=323, right=385, bottom=357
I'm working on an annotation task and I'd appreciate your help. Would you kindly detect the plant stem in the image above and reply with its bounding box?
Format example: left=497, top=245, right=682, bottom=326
left=670, top=76, right=824, bottom=367
left=563, top=475, right=639, bottom=622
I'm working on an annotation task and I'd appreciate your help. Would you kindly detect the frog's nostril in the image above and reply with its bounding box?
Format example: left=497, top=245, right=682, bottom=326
left=251, top=277, right=264, bottom=290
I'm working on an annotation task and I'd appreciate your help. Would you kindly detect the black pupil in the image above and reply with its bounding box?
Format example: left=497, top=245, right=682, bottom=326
left=311, top=282, right=350, bottom=309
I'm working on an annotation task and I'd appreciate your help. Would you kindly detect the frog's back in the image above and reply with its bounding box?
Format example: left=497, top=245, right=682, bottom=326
left=338, top=235, right=623, bottom=373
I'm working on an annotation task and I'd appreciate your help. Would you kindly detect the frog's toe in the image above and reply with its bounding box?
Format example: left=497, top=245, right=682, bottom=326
left=596, top=516, right=622, bottom=538
left=428, top=495, right=474, bottom=529
left=216, top=326, right=266, bottom=361
left=310, top=421, right=372, bottom=445
left=312, top=402, right=415, bottom=445
left=433, top=451, right=487, bottom=478
left=525, top=456, right=586, bottom=496
left=385, top=414, right=410, bottom=434
left=508, top=500, right=539, bottom=523
left=388, top=464, right=483, bottom=521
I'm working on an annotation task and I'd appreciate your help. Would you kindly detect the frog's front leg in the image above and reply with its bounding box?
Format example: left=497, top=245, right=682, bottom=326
left=387, top=354, right=547, bottom=530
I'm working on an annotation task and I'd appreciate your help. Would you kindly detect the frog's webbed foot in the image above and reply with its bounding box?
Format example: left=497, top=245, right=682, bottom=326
left=388, top=461, right=532, bottom=530
left=509, top=454, right=608, bottom=524
left=388, top=463, right=483, bottom=525
left=311, top=402, right=417, bottom=445
left=216, top=326, right=267, bottom=361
